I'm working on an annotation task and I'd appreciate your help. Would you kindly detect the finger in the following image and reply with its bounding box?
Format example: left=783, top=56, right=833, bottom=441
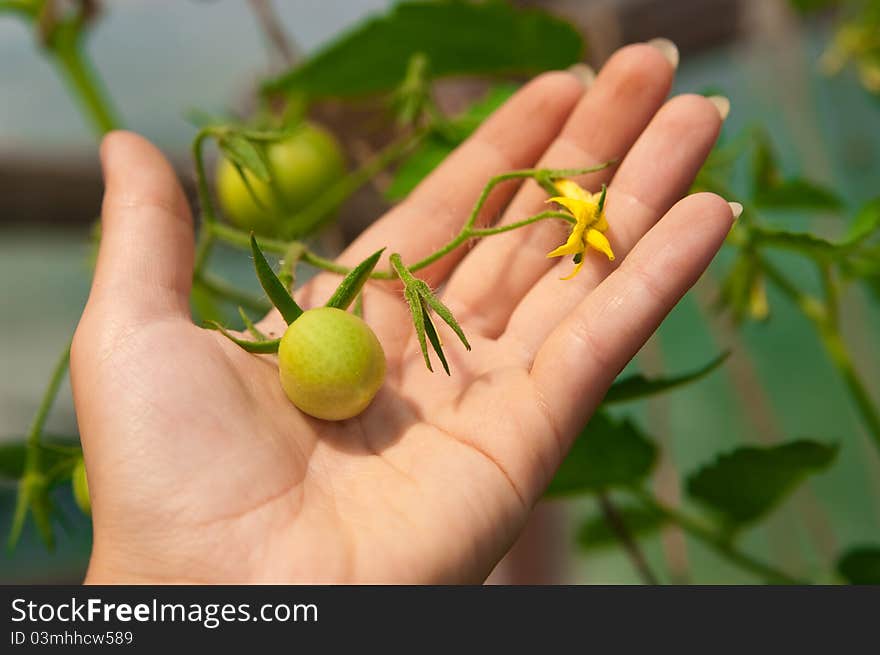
left=443, top=42, right=678, bottom=336
left=529, top=193, right=736, bottom=439
left=504, top=93, right=726, bottom=355
left=88, top=131, right=195, bottom=321
left=330, top=71, right=586, bottom=283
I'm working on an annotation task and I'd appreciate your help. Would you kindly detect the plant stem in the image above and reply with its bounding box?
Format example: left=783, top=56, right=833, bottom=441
left=632, top=489, right=805, bottom=584
left=597, top=492, right=661, bottom=584
left=212, top=209, right=575, bottom=281
left=24, top=344, right=72, bottom=474
left=10, top=343, right=72, bottom=549
left=760, top=257, right=880, bottom=453
left=51, top=39, right=119, bottom=137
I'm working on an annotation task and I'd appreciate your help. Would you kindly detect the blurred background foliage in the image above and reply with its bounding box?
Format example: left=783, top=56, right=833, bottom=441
left=1, top=0, right=878, bottom=584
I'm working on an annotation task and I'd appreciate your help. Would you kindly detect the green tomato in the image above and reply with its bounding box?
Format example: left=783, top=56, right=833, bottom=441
left=72, top=458, right=90, bottom=516
left=278, top=307, right=386, bottom=421
left=215, top=121, right=346, bottom=237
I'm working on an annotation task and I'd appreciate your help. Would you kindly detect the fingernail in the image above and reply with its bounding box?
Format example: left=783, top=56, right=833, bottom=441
left=647, top=37, right=679, bottom=69
left=728, top=202, right=743, bottom=220
left=707, top=95, right=731, bottom=120
left=567, top=63, right=596, bottom=88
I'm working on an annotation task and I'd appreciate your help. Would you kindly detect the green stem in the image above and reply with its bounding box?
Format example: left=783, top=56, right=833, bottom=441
left=193, top=130, right=219, bottom=226
left=760, top=257, right=880, bottom=453
left=632, top=489, right=805, bottom=584
left=819, top=326, right=880, bottom=450
left=598, top=492, right=661, bottom=584
left=24, top=344, right=72, bottom=475
left=50, top=39, right=119, bottom=137
left=10, top=343, right=72, bottom=549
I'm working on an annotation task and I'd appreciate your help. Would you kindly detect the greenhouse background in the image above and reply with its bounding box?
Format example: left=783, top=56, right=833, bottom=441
left=1, top=0, right=878, bottom=583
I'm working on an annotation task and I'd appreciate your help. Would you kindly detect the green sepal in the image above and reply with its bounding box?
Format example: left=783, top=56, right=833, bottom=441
left=391, top=252, right=470, bottom=373
left=208, top=321, right=281, bottom=354
left=238, top=307, right=267, bottom=340
left=250, top=234, right=303, bottom=324
left=326, top=249, right=385, bottom=310
left=7, top=472, right=54, bottom=552
left=422, top=303, right=450, bottom=375
left=402, top=284, right=432, bottom=372
left=218, top=134, right=271, bottom=182
left=416, top=281, right=470, bottom=351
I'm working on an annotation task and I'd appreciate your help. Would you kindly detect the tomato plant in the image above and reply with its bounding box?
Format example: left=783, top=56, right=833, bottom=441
left=215, top=121, right=345, bottom=237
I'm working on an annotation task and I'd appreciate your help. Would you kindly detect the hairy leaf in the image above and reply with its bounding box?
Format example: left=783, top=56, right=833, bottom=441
left=546, top=413, right=657, bottom=497
left=264, top=2, right=582, bottom=97
left=686, top=440, right=838, bottom=526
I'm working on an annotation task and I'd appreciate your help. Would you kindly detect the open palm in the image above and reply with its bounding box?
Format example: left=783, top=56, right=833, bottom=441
left=71, top=43, right=734, bottom=584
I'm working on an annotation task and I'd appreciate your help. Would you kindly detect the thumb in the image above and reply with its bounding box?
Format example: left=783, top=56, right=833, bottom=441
left=88, top=130, right=195, bottom=321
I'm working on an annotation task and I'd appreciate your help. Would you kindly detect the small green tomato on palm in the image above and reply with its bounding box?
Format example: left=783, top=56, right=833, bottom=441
left=211, top=237, right=390, bottom=421
left=279, top=308, right=385, bottom=421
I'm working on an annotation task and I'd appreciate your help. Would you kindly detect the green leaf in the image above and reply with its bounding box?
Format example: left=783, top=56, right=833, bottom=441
left=750, top=129, right=842, bottom=211
left=386, top=84, right=517, bottom=200
left=604, top=352, right=729, bottom=405
left=754, top=178, right=843, bottom=211
left=265, top=2, right=583, bottom=97
left=208, top=322, right=281, bottom=354
left=250, top=234, right=303, bottom=324
left=837, top=545, right=880, bottom=584
left=0, top=436, right=81, bottom=484
left=788, top=0, right=841, bottom=14
left=218, top=134, right=271, bottom=182
left=844, top=198, right=880, bottom=245
left=751, top=226, right=849, bottom=260
left=545, top=413, right=657, bottom=497
left=686, top=440, right=838, bottom=526
left=576, top=503, right=667, bottom=552
left=326, top=249, right=384, bottom=310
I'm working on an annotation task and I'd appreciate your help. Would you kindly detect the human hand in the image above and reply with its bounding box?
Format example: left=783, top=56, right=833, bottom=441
left=71, top=42, right=734, bottom=583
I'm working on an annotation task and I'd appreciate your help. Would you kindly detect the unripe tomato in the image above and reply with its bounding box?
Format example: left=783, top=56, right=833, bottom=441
left=216, top=121, right=345, bottom=237
left=72, top=458, right=90, bottom=516
left=278, top=307, right=386, bottom=421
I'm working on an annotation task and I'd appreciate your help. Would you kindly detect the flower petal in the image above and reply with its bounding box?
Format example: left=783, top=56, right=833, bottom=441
left=586, top=228, right=615, bottom=261
left=555, top=178, right=593, bottom=202
left=547, top=196, right=595, bottom=224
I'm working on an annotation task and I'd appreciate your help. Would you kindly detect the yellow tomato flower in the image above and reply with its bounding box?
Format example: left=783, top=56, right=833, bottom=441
left=546, top=179, right=614, bottom=279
